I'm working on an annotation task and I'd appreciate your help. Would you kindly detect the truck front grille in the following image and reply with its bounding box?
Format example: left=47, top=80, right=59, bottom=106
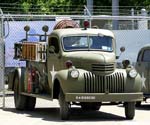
left=84, top=72, right=125, bottom=93
left=92, top=63, right=114, bottom=74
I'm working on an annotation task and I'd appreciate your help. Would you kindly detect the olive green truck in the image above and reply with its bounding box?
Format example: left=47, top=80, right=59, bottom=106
left=8, top=20, right=143, bottom=120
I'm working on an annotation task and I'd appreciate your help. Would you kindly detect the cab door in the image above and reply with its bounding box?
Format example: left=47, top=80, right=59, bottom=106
left=47, top=36, right=62, bottom=93
left=136, top=49, right=150, bottom=93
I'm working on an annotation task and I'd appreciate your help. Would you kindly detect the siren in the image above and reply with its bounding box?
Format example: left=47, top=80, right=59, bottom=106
left=83, top=20, right=89, bottom=30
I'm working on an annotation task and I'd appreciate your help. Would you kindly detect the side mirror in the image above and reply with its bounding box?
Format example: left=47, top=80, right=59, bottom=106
left=49, top=46, right=55, bottom=53
left=42, top=25, right=49, bottom=32
left=24, top=25, right=30, bottom=32
left=120, top=46, right=125, bottom=52
left=116, top=46, right=125, bottom=59
left=24, top=25, right=30, bottom=41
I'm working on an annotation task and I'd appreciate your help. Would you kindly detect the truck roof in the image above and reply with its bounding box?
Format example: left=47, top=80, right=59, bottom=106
left=139, top=44, right=150, bottom=51
left=51, top=28, right=115, bottom=38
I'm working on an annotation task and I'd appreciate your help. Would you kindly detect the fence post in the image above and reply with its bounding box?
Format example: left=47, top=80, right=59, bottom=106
left=138, top=8, right=148, bottom=30
left=112, top=0, right=119, bottom=30
left=131, top=8, right=135, bottom=30
left=0, top=8, right=5, bottom=108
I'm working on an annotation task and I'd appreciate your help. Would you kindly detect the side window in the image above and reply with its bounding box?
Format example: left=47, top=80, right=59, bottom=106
left=142, top=49, right=150, bottom=62
left=137, top=50, right=142, bottom=62
left=49, top=37, right=59, bottom=53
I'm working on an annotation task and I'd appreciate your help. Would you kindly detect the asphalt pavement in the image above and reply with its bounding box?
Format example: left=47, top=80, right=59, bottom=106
left=0, top=94, right=150, bottom=125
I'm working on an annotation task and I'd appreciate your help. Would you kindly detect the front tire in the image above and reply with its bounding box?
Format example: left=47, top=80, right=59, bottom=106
left=124, top=102, right=135, bottom=120
left=58, top=88, right=70, bottom=120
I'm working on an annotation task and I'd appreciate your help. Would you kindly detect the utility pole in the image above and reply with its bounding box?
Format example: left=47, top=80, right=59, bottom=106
left=112, top=0, right=119, bottom=30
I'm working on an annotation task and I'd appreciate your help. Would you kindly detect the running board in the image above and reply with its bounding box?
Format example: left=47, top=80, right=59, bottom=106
left=21, top=92, right=52, bottom=100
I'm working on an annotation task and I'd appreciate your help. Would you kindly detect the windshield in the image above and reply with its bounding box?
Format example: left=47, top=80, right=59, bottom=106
left=62, top=35, right=113, bottom=52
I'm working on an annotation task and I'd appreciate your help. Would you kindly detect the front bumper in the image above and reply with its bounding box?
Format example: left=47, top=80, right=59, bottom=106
left=65, top=92, right=143, bottom=102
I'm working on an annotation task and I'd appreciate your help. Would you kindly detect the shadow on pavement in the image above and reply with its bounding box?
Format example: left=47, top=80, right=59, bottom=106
left=1, top=107, right=127, bottom=122
left=135, top=103, right=150, bottom=111
left=117, top=102, right=150, bottom=111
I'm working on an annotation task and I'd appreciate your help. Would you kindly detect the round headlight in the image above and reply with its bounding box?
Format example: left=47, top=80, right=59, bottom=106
left=129, top=69, right=137, bottom=78
left=70, top=70, right=79, bottom=78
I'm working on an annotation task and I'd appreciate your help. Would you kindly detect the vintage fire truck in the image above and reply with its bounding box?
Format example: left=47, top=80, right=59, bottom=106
left=8, top=20, right=143, bottom=120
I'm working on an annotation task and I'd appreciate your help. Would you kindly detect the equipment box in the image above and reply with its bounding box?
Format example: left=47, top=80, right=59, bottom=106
left=14, top=42, right=46, bottom=62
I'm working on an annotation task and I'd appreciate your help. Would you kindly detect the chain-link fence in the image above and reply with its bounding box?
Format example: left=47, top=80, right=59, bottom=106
left=0, top=9, right=5, bottom=108
left=1, top=13, right=150, bottom=107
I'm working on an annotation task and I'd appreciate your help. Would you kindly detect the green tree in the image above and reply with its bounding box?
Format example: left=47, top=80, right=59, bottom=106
left=0, top=0, right=150, bottom=14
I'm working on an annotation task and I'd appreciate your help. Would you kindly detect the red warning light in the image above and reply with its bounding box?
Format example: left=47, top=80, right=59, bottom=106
left=83, top=21, right=89, bottom=29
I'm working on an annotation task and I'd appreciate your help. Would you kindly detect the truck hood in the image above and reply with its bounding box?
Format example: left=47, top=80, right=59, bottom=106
left=63, top=51, right=116, bottom=74
left=64, top=51, right=115, bottom=63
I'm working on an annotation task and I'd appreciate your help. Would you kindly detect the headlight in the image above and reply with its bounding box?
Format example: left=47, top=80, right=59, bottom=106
left=128, top=69, right=137, bottom=78
left=70, top=70, right=79, bottom=78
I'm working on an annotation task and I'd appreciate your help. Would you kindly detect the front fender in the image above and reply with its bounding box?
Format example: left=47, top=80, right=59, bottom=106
left=125, top=72, right=142, bottom=92
left=115, top=68, right=142, bottom=92
left=10, top=67, right=25, bottom=91
left=55, top=69, right=88, bottom=93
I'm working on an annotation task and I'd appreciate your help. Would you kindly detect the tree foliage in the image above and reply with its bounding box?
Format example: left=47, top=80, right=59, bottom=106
left=18, top=0, right=86, bottom=14
left=0, top=0, right=150, bottom=14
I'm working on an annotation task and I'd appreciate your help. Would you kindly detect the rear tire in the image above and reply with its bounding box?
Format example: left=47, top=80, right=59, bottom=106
left=125, top=102, right=135, bottom=120
left=14, top=74, right=27, bottom=110
left=135, top=101, right=141, bottom=107
left=59, top=88, right=70, bottom=120
left=25, top=96, right=36, bottom=110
